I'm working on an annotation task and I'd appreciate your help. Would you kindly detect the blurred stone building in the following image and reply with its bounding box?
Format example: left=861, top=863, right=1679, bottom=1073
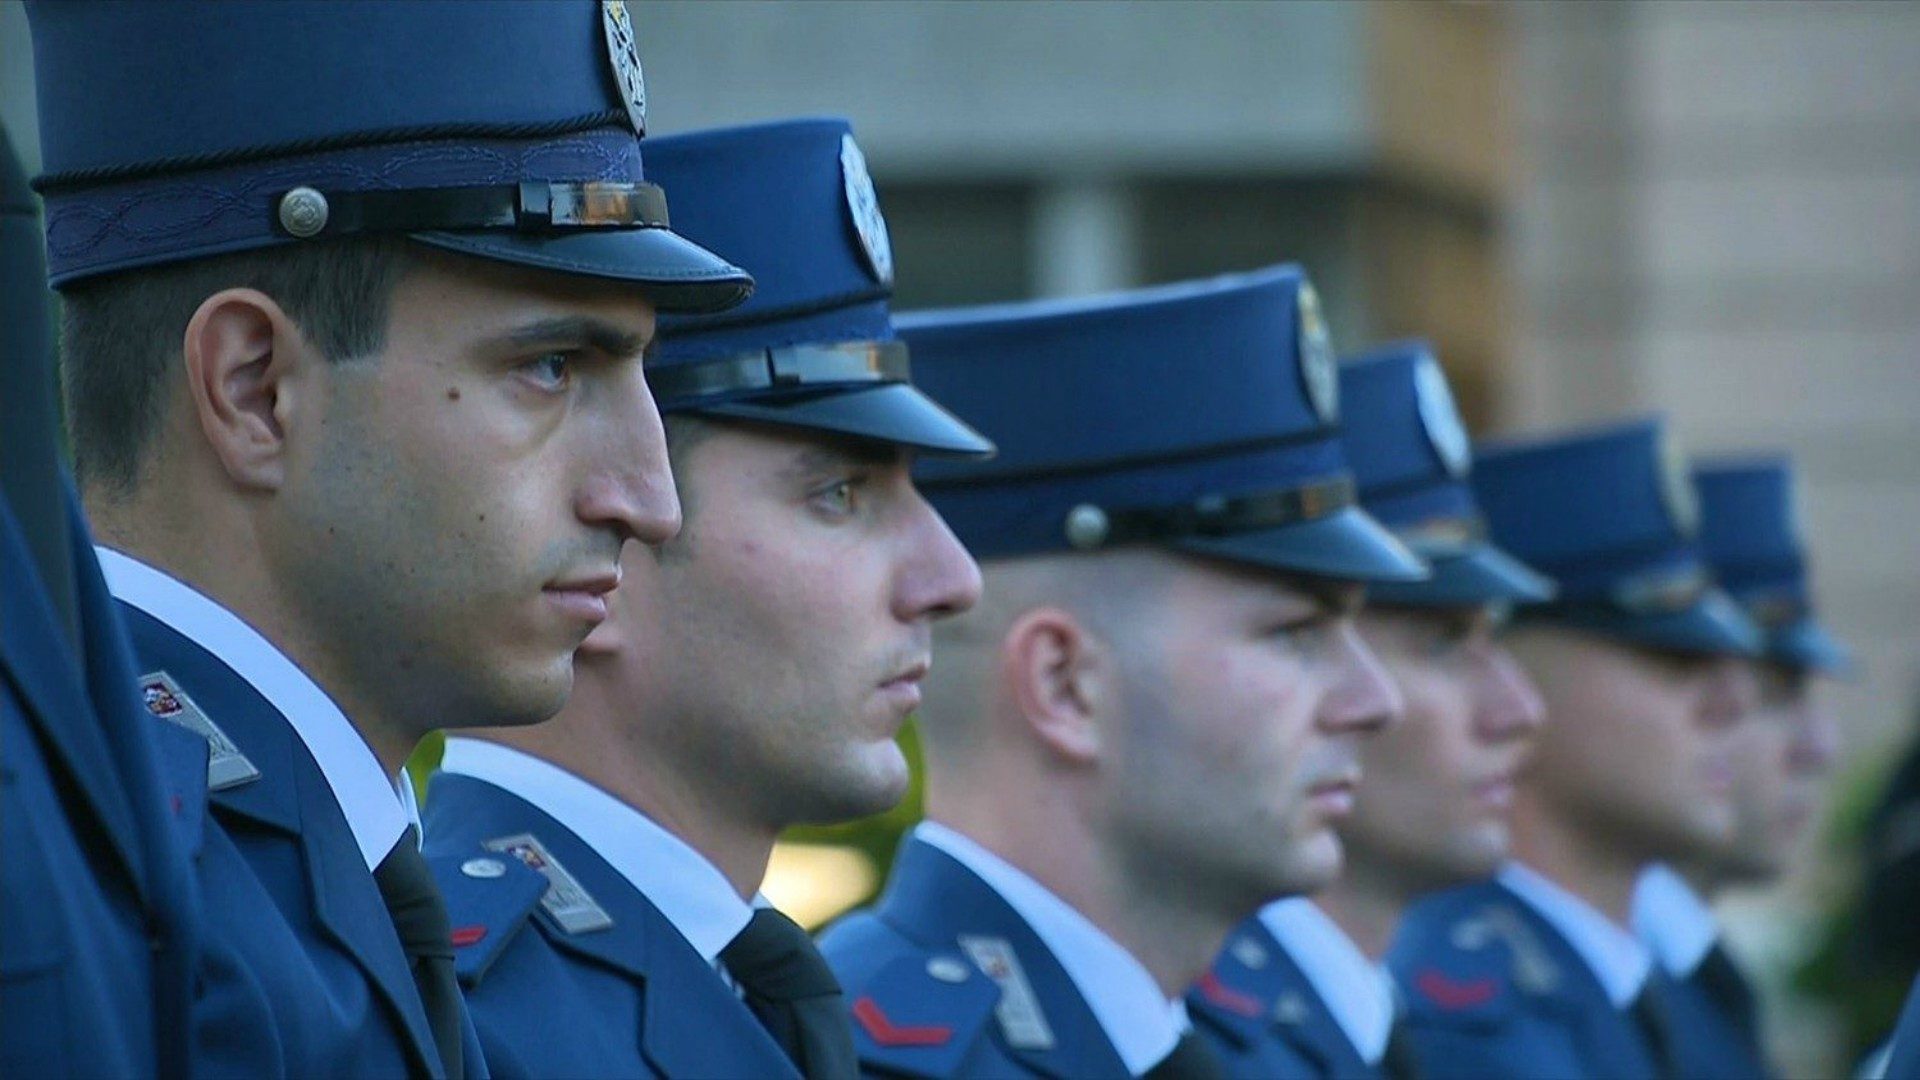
left=4, top=0, right=1916, bottom=1068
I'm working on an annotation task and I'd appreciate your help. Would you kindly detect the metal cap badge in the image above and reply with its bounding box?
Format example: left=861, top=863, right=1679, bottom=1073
left=841, top=133, right=894, bottom=285
left=602, top=0, right=647, bottom=134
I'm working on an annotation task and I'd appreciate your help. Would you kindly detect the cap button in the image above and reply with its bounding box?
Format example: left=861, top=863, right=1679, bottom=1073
left=1064, top=504, right=1109, bottom=550
left=278, top=187, right=330, bottom=239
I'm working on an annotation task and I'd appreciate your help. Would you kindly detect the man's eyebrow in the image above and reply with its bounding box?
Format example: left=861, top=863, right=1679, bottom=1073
left=495, top=315, right=651, bottom=358
left=782, top=439, right=904, bottom=479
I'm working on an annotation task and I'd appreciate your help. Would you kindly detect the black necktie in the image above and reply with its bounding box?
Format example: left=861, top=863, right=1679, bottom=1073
left=1628, top=974, right=1678, bottom=1080
left=720, top=908, right=859, bottom=1080
left=1144, top=1032, right=1224, bottom=1080
left=1690, top=943, right=1761, bottom=1043
left=1381, top=1019, right=1422, bottom=1080
left=373, top=827, right=464, bottom=1080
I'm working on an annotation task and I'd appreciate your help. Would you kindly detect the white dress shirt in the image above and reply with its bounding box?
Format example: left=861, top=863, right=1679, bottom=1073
left=1631, top=863, right=1720, bottom=978
left=1259, top=897, right=1396, bottom=1064
left=1498, top=862, right=1654, bottom=1008
left=99, top=546, right=414, bottom=870
left=438, top=737, right=759, bottom=966
left=915, top=821, right=1189, bottom=1077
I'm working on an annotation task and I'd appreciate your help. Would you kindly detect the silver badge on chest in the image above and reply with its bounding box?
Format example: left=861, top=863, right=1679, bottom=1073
left=959, top=935, right=1055, bottom=1050
left=601, top=0, right=647, bottom=135
left=840, top=133, right=894, bottom=285
left=485, top=832, right=615, bottom=935
left=139, top=670, right=261, bottom=791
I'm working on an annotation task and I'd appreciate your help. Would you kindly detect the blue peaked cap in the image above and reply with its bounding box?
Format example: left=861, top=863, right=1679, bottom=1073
left=1473, top=417, right=1762, bottom=656
left=1694, top=457, right=1851, bottom=674
left=642, top=119, right=991, bottom=456
left=900, top=265, right=1428, bottom=583
left=26, top=0, right=750, bottom=312
left=1338, top=342, right=1554, bottom=606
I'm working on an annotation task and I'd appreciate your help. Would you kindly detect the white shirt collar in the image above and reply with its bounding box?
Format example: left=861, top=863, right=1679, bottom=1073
left=1258, top=898, right=1396, bottom=1064
left=1630, top=863, right=1720, bottom=977
left=98, top=546, right=411, bottom=871
left=1497, top=862, right=1652, bottom=1008
left=439, top=737, right=755, bottom=965
left=914, top=821, right=1187, bottom=1077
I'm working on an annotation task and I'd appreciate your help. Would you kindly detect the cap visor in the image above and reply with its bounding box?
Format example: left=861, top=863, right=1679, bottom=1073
left=409, top=226, right=752, bottom=314
left=693, top=382, right=996, bottom=458
left=1174, top=505, right=1430, bottom=584
left=1368, top=542, right=1557, bottom=607
left=1538, top=589, right=1764, bottom=657
left=1772, top=617, right=1855, bottom=676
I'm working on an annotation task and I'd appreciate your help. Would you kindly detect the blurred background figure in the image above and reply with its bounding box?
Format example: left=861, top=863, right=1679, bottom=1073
left=1632, top=455, right=1852, bottom=1078
left=5, top=2, right=1915, bottom=1073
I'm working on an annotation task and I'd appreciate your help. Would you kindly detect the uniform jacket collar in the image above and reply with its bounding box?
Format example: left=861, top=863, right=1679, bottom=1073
left=423, top=771, right=799, bottom=1079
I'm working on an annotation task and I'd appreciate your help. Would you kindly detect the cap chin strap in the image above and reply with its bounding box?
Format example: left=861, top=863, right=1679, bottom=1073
left=272, top=180, right=671, bottom=239
left=1059, top=476, right=1357, bottom=551
left=646, top=340, right=910, bottom=403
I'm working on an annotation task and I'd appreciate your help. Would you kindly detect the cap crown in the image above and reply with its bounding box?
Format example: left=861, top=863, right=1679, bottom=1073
left=1338, top=341, right=1480, bottom=532
left=648, top=118, right=894, bottom=366
left=1694, top=458, right=1805, bottom=600
left=25, top=0, right=742, bottom=306
left=1472, top=416, right=1703, bottom=603
left=902, top=265, right=1348, bottom=559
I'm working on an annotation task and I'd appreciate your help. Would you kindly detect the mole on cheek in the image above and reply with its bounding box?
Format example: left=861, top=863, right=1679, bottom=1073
left=446, top=387, right=461, bottom=401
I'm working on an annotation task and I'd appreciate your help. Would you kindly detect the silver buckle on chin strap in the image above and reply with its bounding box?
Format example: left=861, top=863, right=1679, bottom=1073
left=646, top=339, right=911, bottom=402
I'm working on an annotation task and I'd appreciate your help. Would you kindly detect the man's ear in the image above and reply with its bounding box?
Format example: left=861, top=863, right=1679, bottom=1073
left=1001, top=606, right=1108, bottom=765
left=181, top=287, right=310, bottom=491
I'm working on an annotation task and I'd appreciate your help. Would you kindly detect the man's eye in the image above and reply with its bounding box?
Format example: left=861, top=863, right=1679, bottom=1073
left=1270, top=616, right=1331, bottom=649
left=813, top=479, right=860, bottom=516
left=522, top=352, right=574, bottom=390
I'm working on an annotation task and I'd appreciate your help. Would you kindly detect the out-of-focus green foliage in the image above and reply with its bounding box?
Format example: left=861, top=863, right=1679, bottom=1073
left=1793, top=715, right=1920, bottom=1066
left=779, top=717, right=928, bottom=913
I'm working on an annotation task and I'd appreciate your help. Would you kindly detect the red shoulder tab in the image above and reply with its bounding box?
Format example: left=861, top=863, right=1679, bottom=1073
left=1415, top=969, right=1499, bottom=1010
left=854, top=996, right=954, bottom=1047
left=1195, top=971, right=1263, bottom=1018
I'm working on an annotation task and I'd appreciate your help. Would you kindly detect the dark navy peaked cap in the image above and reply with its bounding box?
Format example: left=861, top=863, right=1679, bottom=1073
left=1473, top=417, right=1762, bottom=657
left=1695, top=457, right=1852, bottom=674
left=1339, top=342, right=1554, bottom=606
left=643, top=118, right=992, bottom=456
left=900, top=265, right=1428, bottom=582
left=26, top=0, right=751, bottom=312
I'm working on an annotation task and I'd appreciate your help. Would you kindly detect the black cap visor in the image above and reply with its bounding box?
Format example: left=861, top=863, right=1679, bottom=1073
left=410, top=225, right=752, bottom=315
left=1367, top=540, right=1557, bottom=607
left=1531, top=588, right=1764, bottom=658
left=693, top=382, right=996, bottom=459
left=1175, top=504, right=1430, bottom=585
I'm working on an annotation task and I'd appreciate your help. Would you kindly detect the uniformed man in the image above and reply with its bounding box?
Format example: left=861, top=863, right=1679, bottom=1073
left=1188, top=341, right=1553, bottom=1079
left=1629, top=455, right=1850, bottom=1078
left=2, top=124, right=202, bottom=1079
left=818, top=266, right=1431, bottom=1078
left=421, top=116, right=992, bottom=1079
left=25, top=3, right=749, bottom=1075
left=1389, top=417, right=1763, bottom=1079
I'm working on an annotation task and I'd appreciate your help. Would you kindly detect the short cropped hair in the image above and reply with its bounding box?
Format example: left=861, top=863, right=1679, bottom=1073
left=59, top=235, right=417, bottom=495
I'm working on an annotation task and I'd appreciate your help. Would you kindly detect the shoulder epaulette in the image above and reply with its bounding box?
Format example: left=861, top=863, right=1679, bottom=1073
left=824, top=912, right=1000, bottom=1079
left=426, top=847, right=548, bottom=987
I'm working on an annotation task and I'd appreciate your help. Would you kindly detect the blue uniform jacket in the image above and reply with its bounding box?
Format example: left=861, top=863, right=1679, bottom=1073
left=421, top=770, right=800, bottom=1079
left=1387, top=879, right=1663, bottom=1080
left=818, top=834, right=1132, bottom=1079
left=117, top=600, right=482, bottom=1078
left=1, top=501, right=202, bottom=1078
left=1187, top=915, right=1379, bottom=1079
left=1881, top=974, right=1920, bottom=1080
